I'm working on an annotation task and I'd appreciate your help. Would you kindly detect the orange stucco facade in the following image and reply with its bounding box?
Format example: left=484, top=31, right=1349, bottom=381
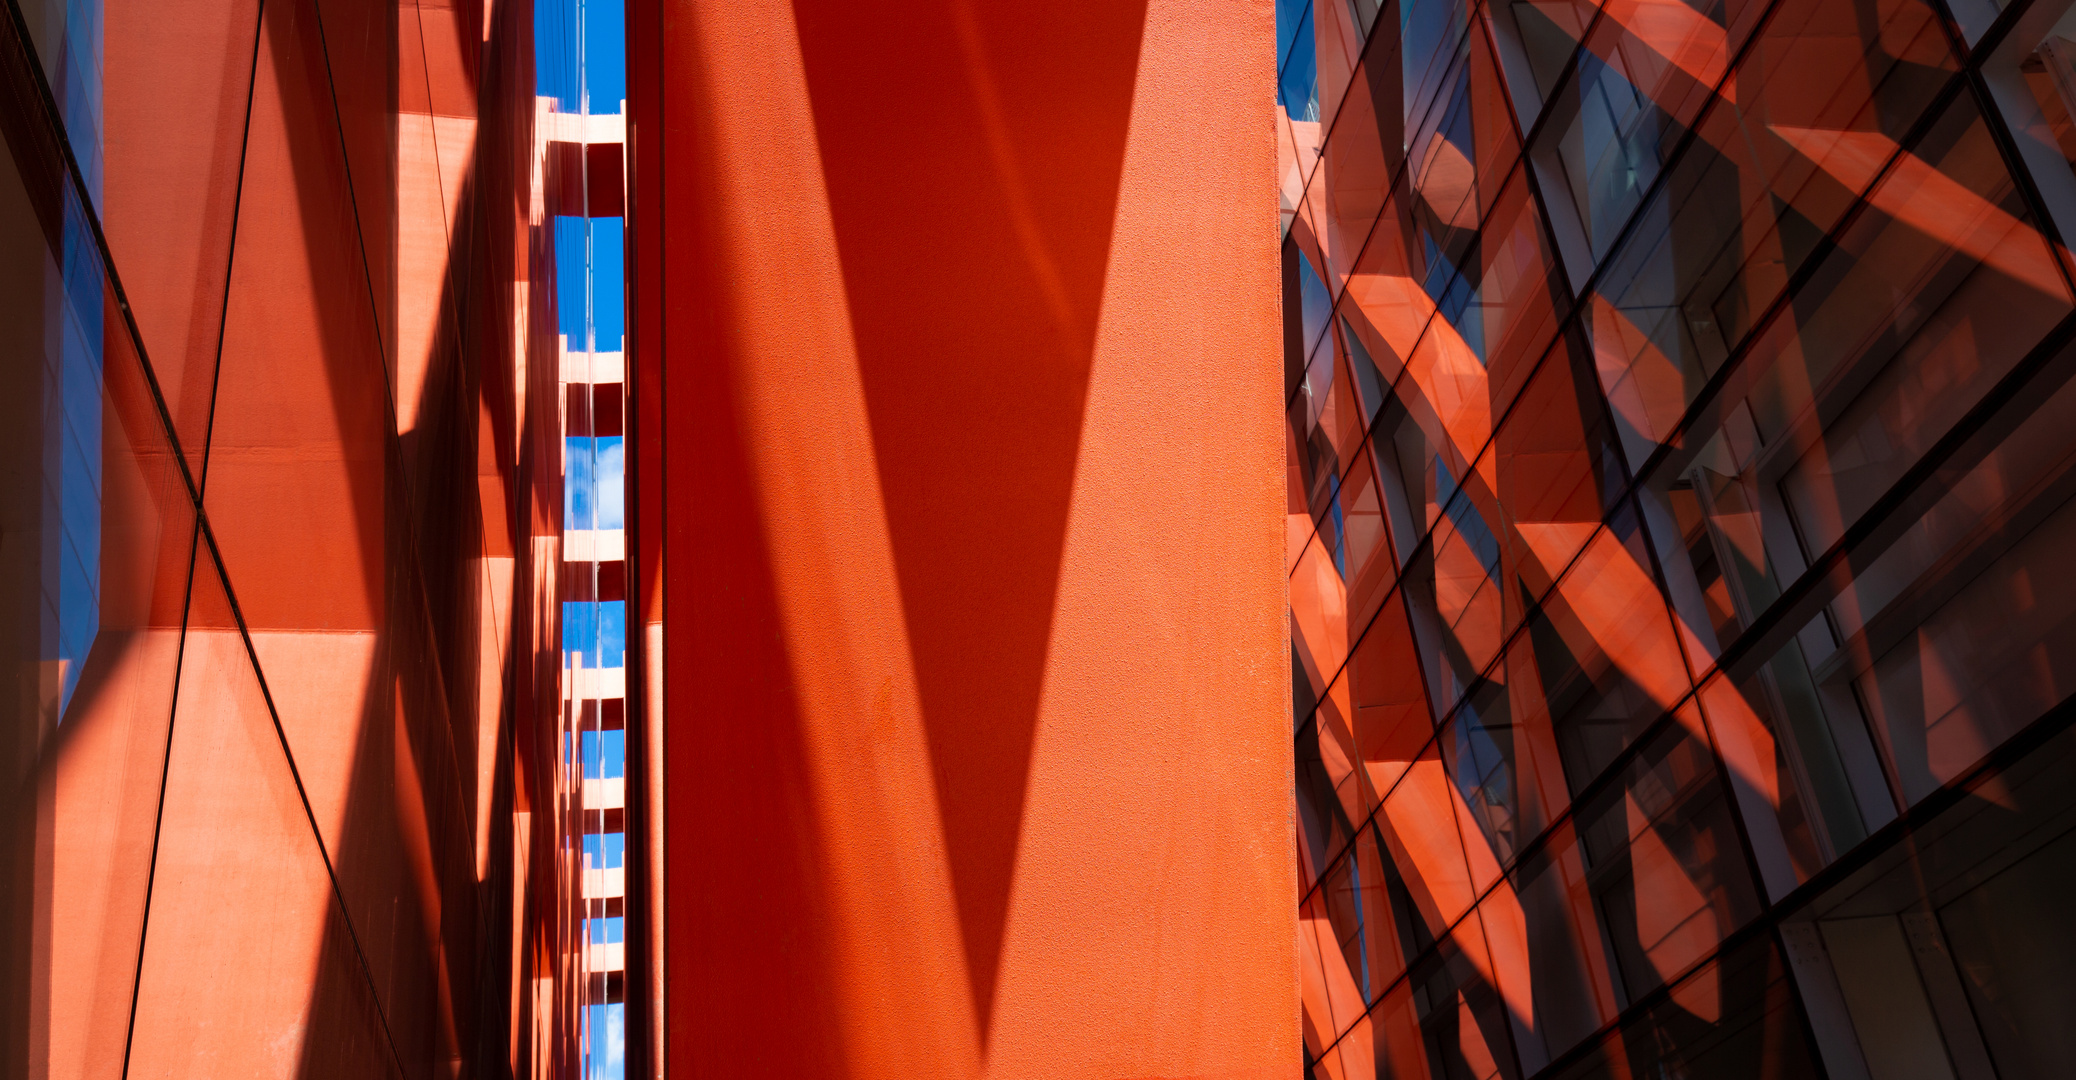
left=643, top=1, right=1296, bottom=1075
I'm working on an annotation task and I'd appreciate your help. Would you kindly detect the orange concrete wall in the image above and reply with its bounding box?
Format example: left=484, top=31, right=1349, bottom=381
left=648, top=1, right=1294, bottom=1076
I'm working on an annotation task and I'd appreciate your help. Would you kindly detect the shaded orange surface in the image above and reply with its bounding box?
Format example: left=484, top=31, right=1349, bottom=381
left=789, top=0, right=1146, bottom=1027
left=76, top=0, right=527, bottom=1073
left=654, top=0, right=1291, bottom=1074
left=204, top=0, right=391, bottom=633
left=100, top=0, right=260, bottom=473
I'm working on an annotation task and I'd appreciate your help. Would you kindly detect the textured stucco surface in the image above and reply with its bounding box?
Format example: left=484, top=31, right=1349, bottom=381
left=657, top=0, right=1292, bottom=1076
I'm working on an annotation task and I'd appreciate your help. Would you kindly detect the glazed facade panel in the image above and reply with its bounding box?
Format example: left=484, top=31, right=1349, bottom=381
left=1286, top=1, right=2076, bottom=1077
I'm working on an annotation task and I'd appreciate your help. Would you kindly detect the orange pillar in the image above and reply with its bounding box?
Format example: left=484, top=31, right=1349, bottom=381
left=645, top=1, right=1293, bottom=1076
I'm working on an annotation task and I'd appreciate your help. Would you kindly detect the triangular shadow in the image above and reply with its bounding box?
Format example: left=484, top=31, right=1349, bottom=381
left=790, top=0, right=1147, bottom=1043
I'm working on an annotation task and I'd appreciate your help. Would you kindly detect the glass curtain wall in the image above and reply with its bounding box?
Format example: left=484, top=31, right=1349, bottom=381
left=1285, top=0, right=2076, bottom=1077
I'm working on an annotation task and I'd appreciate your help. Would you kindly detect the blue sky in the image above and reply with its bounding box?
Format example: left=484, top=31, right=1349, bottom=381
left=580, top=729, right=625, bottom=778
left=554, top=217, right=625, bottom=351
left=562, top=600, right=625, bottom=668
left=566, top=436, right=625, bottom=530
left=544, top=4, right=628, bottom=1077
left=535, top=0, right=625, bottom=113
left=585, top=1003, right=625, bottom=1080
left=582, top=832, right=625, bottom=870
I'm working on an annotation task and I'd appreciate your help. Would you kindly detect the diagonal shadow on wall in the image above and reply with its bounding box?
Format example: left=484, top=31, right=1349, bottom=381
left=791, top=0, right=1147, bottom=1040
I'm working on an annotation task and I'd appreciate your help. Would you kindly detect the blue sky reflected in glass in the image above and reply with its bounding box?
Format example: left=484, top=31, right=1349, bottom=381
left=562, top=601, right=625, bottom=668
left=582, top=832, right=624, bottom=870
left=536, top=0, right=625, bottom=113
left=553, top=217, right=624, bottom=351
left=566, top=436, right=624, bottom=530
left=580, top=729, right=625, bottom=778
left=543, top=0, right=627, bottom=1073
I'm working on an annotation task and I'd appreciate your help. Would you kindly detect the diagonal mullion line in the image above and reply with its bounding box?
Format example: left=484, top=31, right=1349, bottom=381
left=193, top=516, right=413, bottom=1078
left=192, top=0, right=269, bottom=509
left=1296, top=11, right=2076, bottom=1061
left=0, top=0, right=203, bottom=509
left=1291, top=12, right=1996, bottom=751
left=299, top=0, right=402, bottom=440
left=116, top=0, right=269, bottom=1073
left=114, top=518, right=205, bottom=1080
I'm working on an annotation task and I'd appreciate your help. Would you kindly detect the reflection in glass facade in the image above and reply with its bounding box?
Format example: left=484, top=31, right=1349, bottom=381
left=8, top=0, right=104, bottom=727
left=1287, top=1, right=2076, bottom=1077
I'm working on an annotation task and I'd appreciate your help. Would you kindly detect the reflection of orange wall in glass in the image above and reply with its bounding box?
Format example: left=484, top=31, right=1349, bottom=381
left=644, top=0, right=1292, bottom=1075
left=1290, top=0, right=2076, bottom=1077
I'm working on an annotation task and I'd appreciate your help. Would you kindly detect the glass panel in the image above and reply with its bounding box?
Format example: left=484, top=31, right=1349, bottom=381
left=1368, top=360, right=1451, bottom=567
left=1460, top=170, right=1569, bottom=422
left=1288, top=230, right=1336, bottom=404
left=1575, top=717, right=1761, bottom=1004
left=1989, top=4, right=2076, bottom=222
left=1405, top=907, right=1522, bottom=1080
left=1311, top=0, right=1380, bottom=160
left=1282, top=0, right=1321, bottom=133
left=19, top=0, right=105, bottom=206
left=1301, top=874, right=1370, bottom=1044
left=1487, top=339, right=1625, bottom=635
left=1374, top=740, right=1484, bottom=940
left=1483, top=0, right=1599, bottom=131
left=1301, top=882, right=1343, bottom=1071
left=1548, top=936, right=1822, bottom=1080
left=1795, top=333, right=2076, bottom=808
left=1784, top=724, right=2076, bottom=1080
left=1856, top=471, right=2076, bottom=803
left=1346, top=588, right=1438, bottom=798
left=1440, top=645, right=1569, bottom=873
left=1341, top=453, right=1399, bottom=634
left=1316, top=52, right=1410, bottom=296
left=1585, top=0, right=1960, bottom=456
left=1511, top=507, right=1691, bottom=794
left=1293, top=528, right=1350, bottom=716
left=1492, top=822, right=1622, bottom=1073
left=1300, top=669, right=1367, bottom=889
left=1324, top=1007, right=1375, bottom=1080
